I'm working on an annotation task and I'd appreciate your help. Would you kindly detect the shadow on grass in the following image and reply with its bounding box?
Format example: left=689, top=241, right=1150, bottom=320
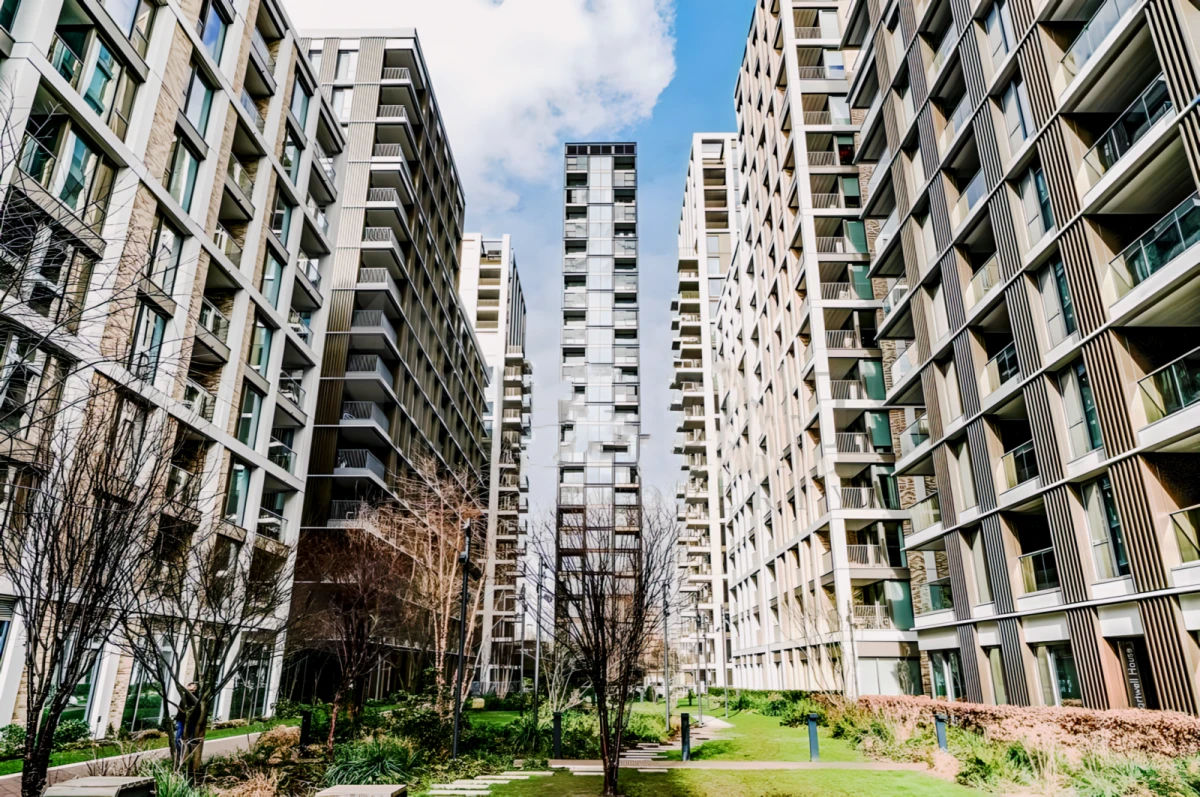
left=660, top=740, right=737, bottom=762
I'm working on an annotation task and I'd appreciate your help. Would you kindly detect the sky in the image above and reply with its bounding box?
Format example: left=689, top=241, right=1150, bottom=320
left=285, top=0, right=753, bottom=519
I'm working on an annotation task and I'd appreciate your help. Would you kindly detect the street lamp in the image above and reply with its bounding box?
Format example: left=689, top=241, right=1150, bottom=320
left=532, top=556, right=545, bottom=719
left=451, top=518, right=472, bottom=759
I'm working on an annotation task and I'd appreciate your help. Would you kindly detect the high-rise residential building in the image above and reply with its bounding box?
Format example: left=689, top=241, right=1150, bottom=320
left=714, top=0, right=922, bottom=697
left=557, top=143, right=642, bottom=584
left=0, top=0, right=342, bottom=731
left=671, top=134, right=739, bottom=691
left=459, top=233, right=531, bottom=696
left=843, top=0, right=1200, bottom=711
left=292, top=29, right=491, bottom=699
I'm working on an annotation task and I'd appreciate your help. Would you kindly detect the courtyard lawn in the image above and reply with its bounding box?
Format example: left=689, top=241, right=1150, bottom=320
left=0, top=717, right=300, bottom=776
left=476, top=769, right=974, bottom=797
left=659, top=709, right=862, bottom=763
left=468, top=710, right=522, bottom=728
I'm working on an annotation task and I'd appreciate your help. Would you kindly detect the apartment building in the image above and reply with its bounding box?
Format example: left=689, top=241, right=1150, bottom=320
left=714, top=0, right=923, bottom=697
left=459, top=233, right=531, bottom=696
left=671, top=134, right=739, bottom=691
left=557, top=143, right=643, bottom=586
left=840, top=0, right=1200, bottom=711
left=290, top=30, right=491, bottom=699
left=0, top=0, right=342, bottom=732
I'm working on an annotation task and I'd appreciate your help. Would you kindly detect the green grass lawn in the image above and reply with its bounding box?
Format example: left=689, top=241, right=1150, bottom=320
left=0, top=718, right=300, bottom=776
left=468, top=710, right=522, bottom=728
left=480, top=769, right=974, bottom=796
left=658, top=710, right=861, bottom=764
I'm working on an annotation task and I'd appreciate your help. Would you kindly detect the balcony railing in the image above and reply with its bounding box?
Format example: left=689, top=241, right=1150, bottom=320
left=227, top=158, right=254, bottom=199
left=826, top=329, right=861, bottom=348
left=835, top=432, right=870, bottom=453
left=298, top=257, right=321, bottom=290
left=939, top=94, right=972, bottom=153
left=1139, top=344, right=1200, bottom=423
left=335, top=449, right=387, bottom=480
left=48, top=33, right=83, bottom=89
left=214, top=224, right=243, bottom=266
left=840, top=486, right=878, bottom=509
left=166, top=464, right=198, bottom=504
left=382, top=67, right=411, bottom=80
left=182, top=379, right=216, bottom=421
left=377, top=104, right=407, bottom=120
left=951, top=170, right=987, bottom=228
left=816, top=235, right=868, bottom=253
left=1172, top=505, right=1200, bottom=563
left=1105, top=193, right=1200, bottom=301
left=346, top=354, right=393, bottom=383
left=268, top=438, right=297, bottom=474
left=830, top=379, right=867, bottom=400
left=280, top=373, right=305, bottom=406
left=342, top=401, right=390, bottom=431
left=917, top=577, right=954, bottom=614
left=1083, top=76, right=1172, bottom=181
left=983, top=342, right=1020, bottom=396
left=352, top=310, right=396, bottom=342
left=239, top=90, right=265, bottom=132
left=804, top=111, right=853, bottom=125
left=1019, top=546, right=1059, bottom=593
left=853, top=604, right=895, bottom=629
left=900, top=415, right=930, bottom=457
left=1000, top=440, right=1039, bottom=490
left=882, top=281, right=909, bottom=318
left=198, top=298, right=230, bottom=344
left=250, top=27, right=275, bottom=73
left=846, top=544, right=888, bottom=566
left=795, top=65, right=850, bottom=79
left=257, top=507, right=286, bottom=540
left=1060, top=0, right=1138, bottom=83
left=928, top=26, right=957, bottom=78
left=891, top=342, right=919, bottom=385
left=963, top=255, right=1000, bottom=311
left=910, top=492, right=941, bottom=533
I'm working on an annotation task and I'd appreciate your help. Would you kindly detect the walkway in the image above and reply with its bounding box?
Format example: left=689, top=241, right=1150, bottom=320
left=0, top=731, right=266, bottom=797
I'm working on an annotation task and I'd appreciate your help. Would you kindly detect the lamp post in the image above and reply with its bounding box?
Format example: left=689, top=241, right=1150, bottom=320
left=697, top=614, right=706, bottom=724
left=451, top=518, right=472, bottom=759
left=532, top=557, right=544, bottom=719
left=663, top=583, right=670, bottom=729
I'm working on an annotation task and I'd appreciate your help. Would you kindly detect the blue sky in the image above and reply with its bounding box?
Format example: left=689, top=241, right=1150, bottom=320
left=288, top=0, right=754, bottom=515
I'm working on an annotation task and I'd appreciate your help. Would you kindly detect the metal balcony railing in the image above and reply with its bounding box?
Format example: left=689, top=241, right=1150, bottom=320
left=963, top=255, right=1000, bottom=311
left=1000, top=440, right=1039, bottom=490
left=1019, top=546, right=1059, bottom=593
left=900, top=416, right=930, bottom=457
left=1083, top=76, right=1172, bottom=181
left=910, top=492, right=942, bottom=534
left=198, top=299, right=230, bottom=344
left=182, top=380, right=216, bottom=421
left=1105, top=193, right=1200, bottom=301
left=917, top=577, right=954, bottom=614
left=1139, top=344, right=1200, bottom=424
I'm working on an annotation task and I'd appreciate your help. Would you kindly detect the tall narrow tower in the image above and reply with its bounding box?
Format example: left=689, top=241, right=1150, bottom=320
left=557, top=144, right=642, bottom=575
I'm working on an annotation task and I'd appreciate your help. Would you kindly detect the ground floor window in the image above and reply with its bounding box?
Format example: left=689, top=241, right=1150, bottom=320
left=1114, top=637, right=1157, bottom=709
left=58, top=641, right=102, bottom=726
left=0, top=598, right=12, bottom=664
left=985, top=646, right=1008, bottom=705
left=1035, top=642, right=1081, bottom=706
left=229, top=638, right=273, bottom=720
left=929, top=649, right=963, bottom=700
left=857, top=657, right=921, bottom=695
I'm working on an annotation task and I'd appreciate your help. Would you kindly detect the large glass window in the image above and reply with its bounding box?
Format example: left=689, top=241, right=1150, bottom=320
left=249, top=317, right=272, bottom=374
left=236, top=385, right=263, bottom=446
left=183, top=64, right=214, bottom=135
left=1039, top=258, right=1077, bottom=345
left=929, top=649, right=964, bottom=700
left=1036, top=643, right=1082, bottom=706
left=165, top=136, right=199, bottom=212
left=83, top=43, right=119, bottom=117
left=1001, top=74, right=1034, bottom=154
left=260, top=254, right=283, bottom=307
left=1019, top=164, right=1055, bottom=244
left=282, top=133, right=302, bottom=183
left=224, top=459, right=251, bottom=526
left=271, top=191, right=292, bottom=244
left=58, top=640, right=101, bottom=725
left=1084, top=475, right=1129, bottom=580
left=334, top=50, right=357, bottom=81
left=985, top=0, right=1016, bottom=64
left=986, top=647, right=1008, bottom=704
left=121, top=635, right=174, bottom=732
left=331, top=88, right=352, bottom=120
left=290, top=77, right=311, bottom=124
left=1061, top=360, right=1103, bottom=458
left=147, top=214, right=182, bottom=294
left=197, top=0, right=226, bottom=63
left=129, top=301, right=166, bottom=379
left=307, top=46, right=322, bottom=75
left=105, top=0, right=154, bottom=54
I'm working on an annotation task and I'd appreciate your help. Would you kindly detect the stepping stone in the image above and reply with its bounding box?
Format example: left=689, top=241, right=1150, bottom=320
left=636, top=769, right=668, bottom=773
left=428, top=792, right=490, bottom=796
left=501, top=772, right=552, bottom=776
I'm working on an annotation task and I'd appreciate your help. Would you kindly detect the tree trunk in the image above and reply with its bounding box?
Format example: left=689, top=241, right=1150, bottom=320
left=21, top=728, right=57, bottom=797
left=184, top=701, right=212, bottom=782
left=326, top=690, right=344, bottom=751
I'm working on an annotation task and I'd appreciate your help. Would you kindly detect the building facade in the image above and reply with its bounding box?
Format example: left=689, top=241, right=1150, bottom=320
left=671, top=134, right=738, bottom=691
left=0, top=0, right=342, bottom=732
left=843, top=0, right=1200, bottom=711
left=557, top=143, right=642, bottom=586
left=459, top=233, right=530, bottom=696
left=714, top=0, right=923, bottom=697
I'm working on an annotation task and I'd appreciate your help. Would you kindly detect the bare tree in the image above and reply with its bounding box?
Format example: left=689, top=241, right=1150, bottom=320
left=529, top=496, right=680, bottom=796
left=290, top=524, right=419, bottom=748
left=0, top=383, right=180, bottom=797
left=357, top=456, right=485, bottom=715
left=543, top=647, right=584, bottom=716
left=118, top=509, right=294, bottom=777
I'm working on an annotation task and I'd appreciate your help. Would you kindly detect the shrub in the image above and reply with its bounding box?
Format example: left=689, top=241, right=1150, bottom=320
left=324, top=737, right=425, bottom=786
left=53, top=719, right=92, bottom=749
left=142, top=762, right=215, bottom=797
left=624, top=712, right=667, bottom=745
left=481, top=693, right=528, bottom=712
left=388, top=702, right=455, bottom=755
left=0, top=724, right=25, bottom=759
left=211, top=719, right=249, bottom=731
left=559, top=712, right=601, bottom=759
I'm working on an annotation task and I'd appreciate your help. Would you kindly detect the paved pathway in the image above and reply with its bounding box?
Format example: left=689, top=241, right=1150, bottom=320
left=0, top=731, right=266, bottom=797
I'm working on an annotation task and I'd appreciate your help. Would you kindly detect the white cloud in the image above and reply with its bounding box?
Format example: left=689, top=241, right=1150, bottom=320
left=286, top=0, right=677, bottom=213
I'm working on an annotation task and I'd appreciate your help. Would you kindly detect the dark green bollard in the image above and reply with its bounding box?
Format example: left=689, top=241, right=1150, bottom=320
left=681, top=712, right=691, bottom=761
left=807, top=713, right=819, bottom=762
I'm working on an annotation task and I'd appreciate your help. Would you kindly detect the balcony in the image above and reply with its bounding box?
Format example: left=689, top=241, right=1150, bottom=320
left=882, top=281, right=909, bottom=318
left=910, top=492, right=941, bottom=534
left=182, top=379, right=216, bottom=421
left=939, top=95, right=972, bottom=154
left=227, top=159, right=255, bottom=208
left=1173, top=505, right=1200, bottom=563
left=239, top=90, right=265, bottom=132
left=1139, top=344, right=1200, bottom=424
left=830, top=379, right=869, bottom=400
left=982, top=342, right=1020, bottom=397
left=826, top=329, right=867, bottom=349
left=916, top=577, right=953, bottom=614
left=377, top=104, right=408, bottom=122
left=350, top=310, right=397, bottom=348
left=890, top=343, right=919, bottom=386
left=280, top=372, right=306, bottom=407
left=816, top=235, right=868, bottom=254
left=1083, top=76, right=1172, bottom=183
left=927, top=26, right=957, bottom=82
left=950, top=170, right=987, bottom=229
left=1059, top=0, right=1139, bottom=86
left=334, top=448, right=388, bottom=482
left=194, top=298, right=231, bottom=362
left=1019, top=547, right=1059, bottom=593
left=166, top=465, right=198, bottom=504
left=214, top=224, right=243, bottom=267
left=268, top=438, right=297, bottom=474
left=48, top=33, right=83, bottom=89
left=852, top=604, right=898, bottom=630
left=963, top=255, right=1000, bottom=312
left=341, top=400, right=390, bottom=434
left=1000, top=440, right=1038, bottom=491
left=1104, top=193, right=1200, bottom=302
left=840, top=486, right=880, bottom=509
left=17, top=133, right=110, bottom=231
left=257, top=507, right=286, bottom=541
left=900, top=416, right=930, bottom=457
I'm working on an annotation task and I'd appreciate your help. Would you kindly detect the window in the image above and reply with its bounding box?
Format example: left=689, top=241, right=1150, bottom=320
left=249, top=317, right=272, bottom=374
left=1036, top=643, right=1081, bottom=706
left=282, top=133, right=301, bottom=183
left=1039, top=258, right=1077, bottom=344
left=0, top=335, right=47, bottom=438
left=968, top=527, right=992, bottom=603
left=1060, top=360, right=1102, bottom=458
left=985, top=647, right=1008, bottom=704
left=83, top=43, right=119, bottom=117
left=1083, top=476, right=1129, bottom=580
left=334, top=49, right=357, bottom=81
left=197, top=0, right=226, bottom=63
left=121, top=635, right=174, bottom=732
left=224, top=459, right=251, bottom=526
left=307, top=46, right=322, bottom=75
left=260, top=253, right=283, bottom=307
left=929, top=649, right=964, bottom=700
left=105, top=0, right=154, bottom=54
left=1019, top=164, right=1055, bottom=244
left=1001, top=74, right=1034, bottom=154
left=183, top=64, right=214, bottom=134
left=985, top=0, right=1016, bottom=64
left=331, top=88, right=352, bottom=120
left=165, top=136, right=199, bottom=212
left=236, top=385, right=263, bottom=446
left=290, top=77, right=311, bottom=124
left=0, top=599, right=12, bottom=669
left=271, top=191, right=292, bottom=244
left=58, top=639, right=102, bottom=725
left=147, top=214, right=182, bottom=293
left=129, top=301, right=166, bottom=379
